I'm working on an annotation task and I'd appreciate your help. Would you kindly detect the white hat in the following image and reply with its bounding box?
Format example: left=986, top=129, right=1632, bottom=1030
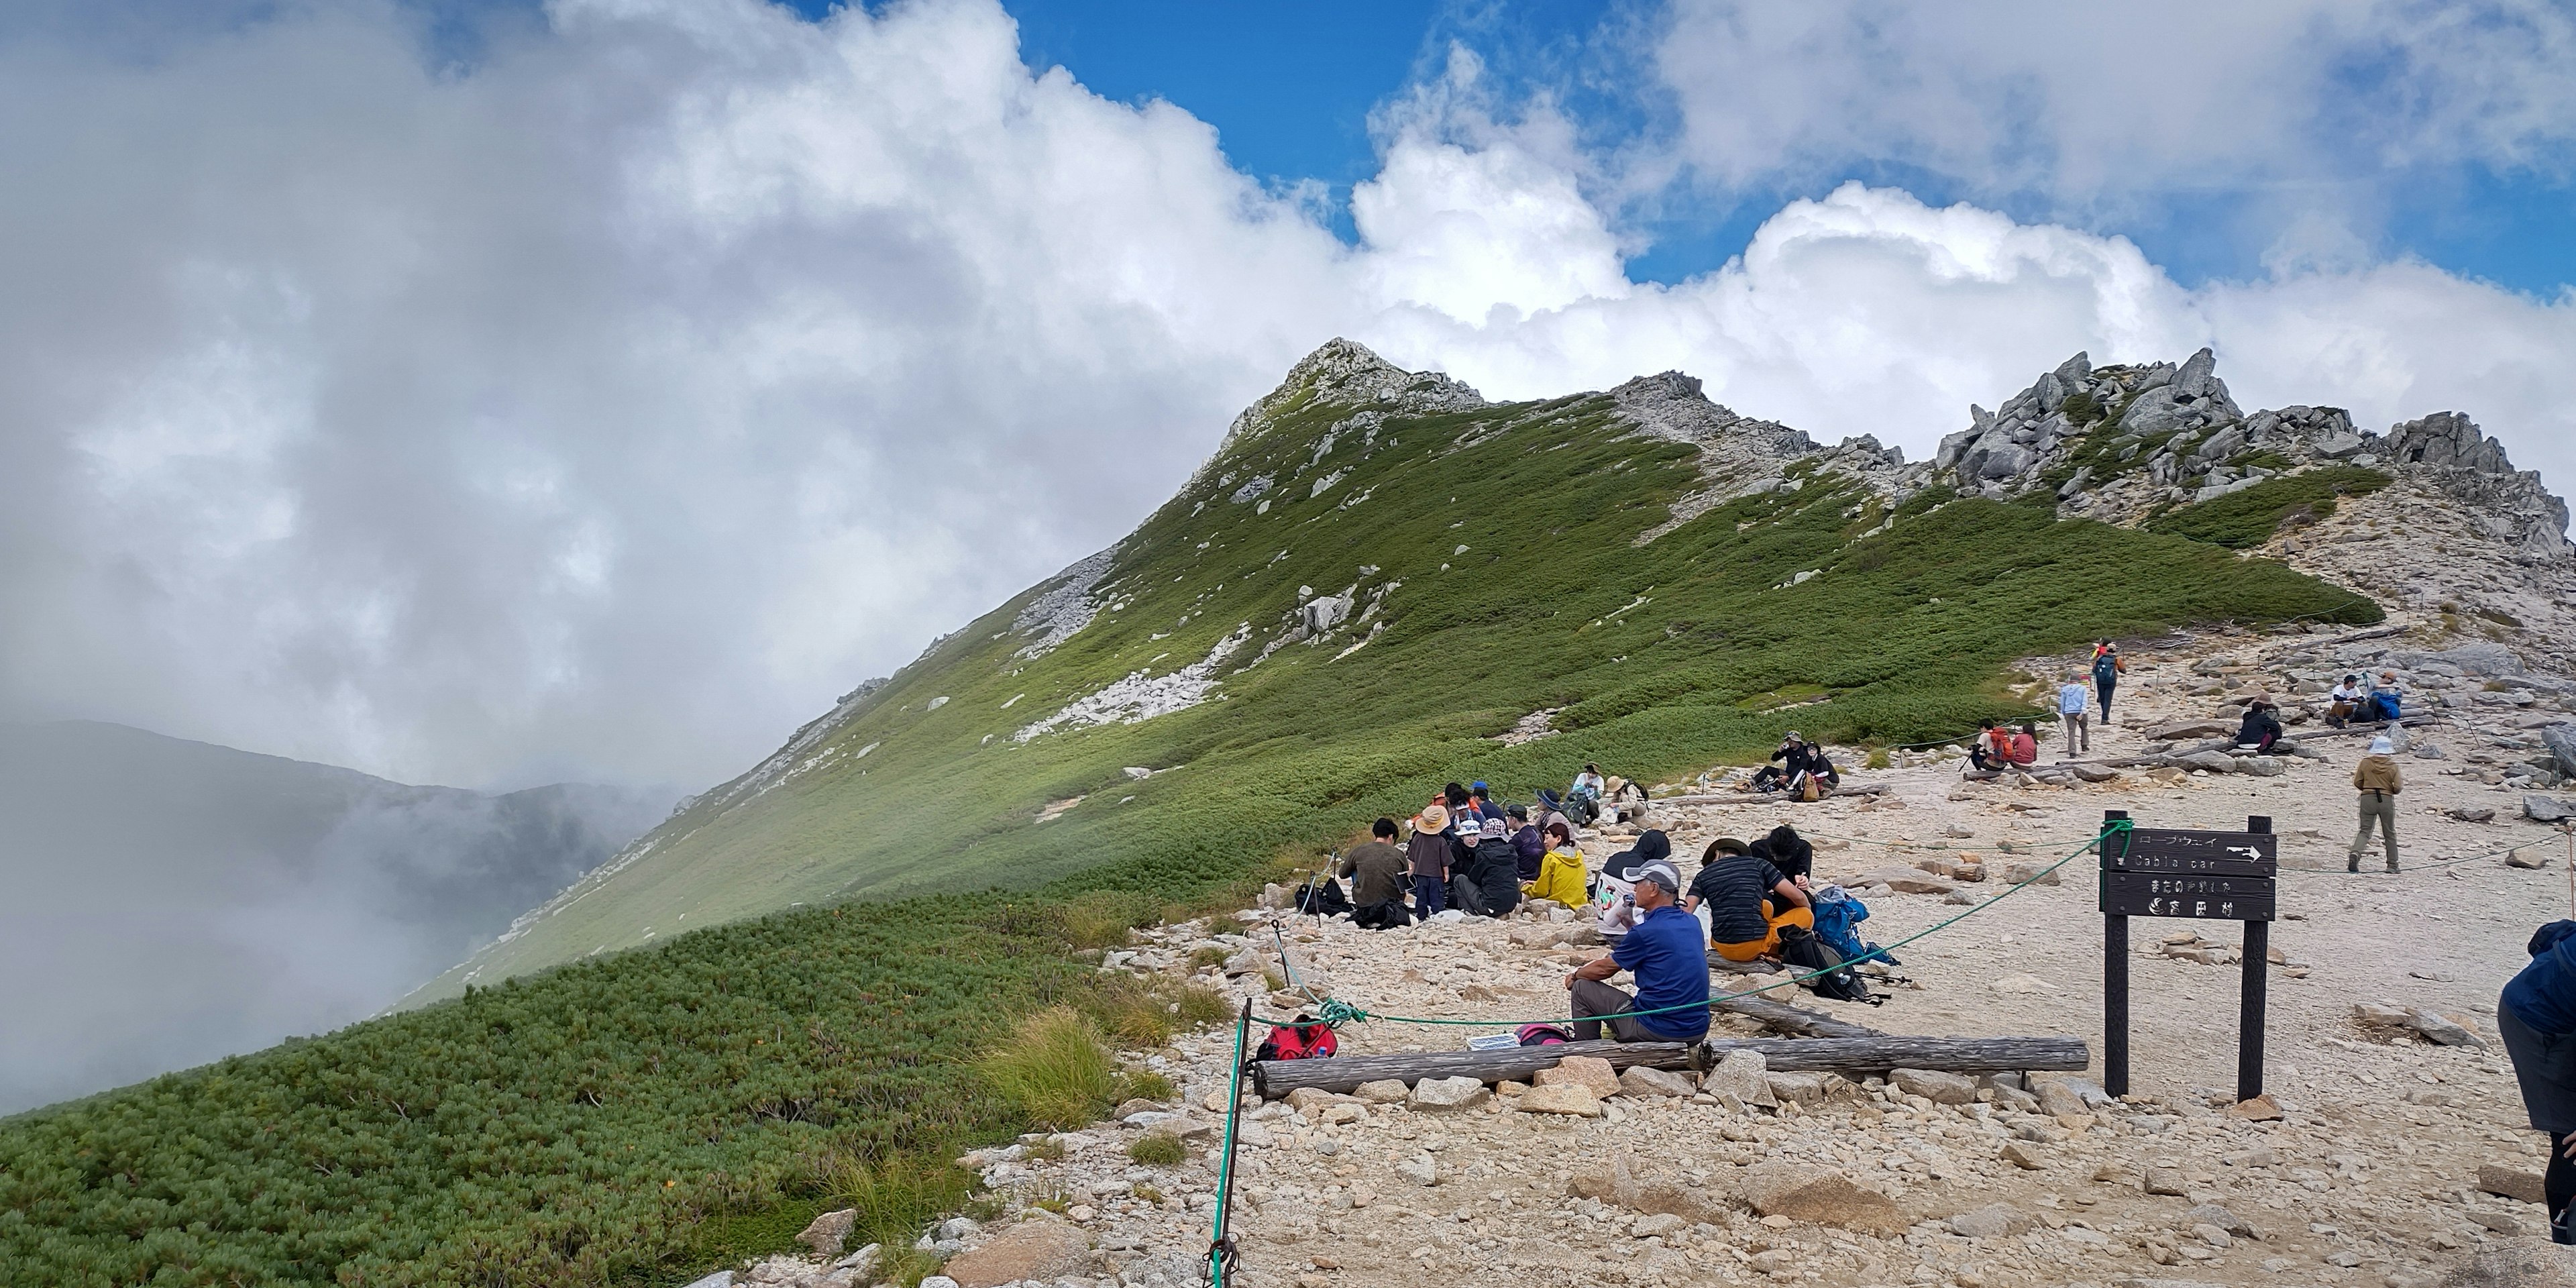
left=2369, top=736, right=2394, bottom=753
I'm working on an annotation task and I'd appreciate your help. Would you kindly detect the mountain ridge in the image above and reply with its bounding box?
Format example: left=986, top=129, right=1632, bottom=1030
left=416, top=336, right=2506, bottom=1002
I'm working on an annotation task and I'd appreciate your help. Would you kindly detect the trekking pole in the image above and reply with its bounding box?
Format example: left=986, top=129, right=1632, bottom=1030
left=1207, top=997, right=1251, bottom=1288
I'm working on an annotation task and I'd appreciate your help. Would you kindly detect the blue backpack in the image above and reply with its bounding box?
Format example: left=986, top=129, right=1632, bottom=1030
left=2370, top=690, right=2402, bottom=721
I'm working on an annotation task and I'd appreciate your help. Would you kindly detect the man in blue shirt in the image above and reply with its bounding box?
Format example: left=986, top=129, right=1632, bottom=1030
left=2057, top=673, right=2090, bottom=755
left=1564, top=858, right=1709, bottom=1042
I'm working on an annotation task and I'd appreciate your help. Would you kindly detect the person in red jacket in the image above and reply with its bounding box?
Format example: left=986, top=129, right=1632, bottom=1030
left=2006, top=723, right=2039, bottom=767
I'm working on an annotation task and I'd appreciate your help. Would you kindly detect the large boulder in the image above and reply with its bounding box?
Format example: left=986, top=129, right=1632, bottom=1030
left=797, top=1208, right=857, bottom=1257
left=1701, top=1049, right=1778, bottom=1109
left=2445, top=1242, right=2576, bottom=1287
left=939, top=1220, right=1095, bottom=1288
left=1536, top=1055, right=1623, bottom=1100
left=1741, top=1162, right=1906, bottom=1236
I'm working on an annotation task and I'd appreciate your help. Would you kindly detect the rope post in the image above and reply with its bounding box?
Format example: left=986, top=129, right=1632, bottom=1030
left=1208, top=997, right=1252, bottom=1288
left=2237, top=815, right=2271, bottom=1103
left=2100, top=809, right=2131, bottom=1099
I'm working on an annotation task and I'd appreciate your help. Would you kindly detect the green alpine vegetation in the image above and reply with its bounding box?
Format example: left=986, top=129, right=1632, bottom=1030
left=0, top=341, right=2377, bottom=1285
left=2143, top=464, right=2394, bottom=548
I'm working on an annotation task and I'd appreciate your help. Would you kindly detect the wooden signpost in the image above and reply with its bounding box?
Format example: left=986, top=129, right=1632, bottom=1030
left=2098, top=809, right=2276, bottom=1102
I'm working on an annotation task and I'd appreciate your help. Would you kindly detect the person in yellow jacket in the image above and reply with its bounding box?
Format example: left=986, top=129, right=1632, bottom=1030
left=2350, top=734, right=2402, bottom=872
left=1525, top=820, right=1590, bottom=907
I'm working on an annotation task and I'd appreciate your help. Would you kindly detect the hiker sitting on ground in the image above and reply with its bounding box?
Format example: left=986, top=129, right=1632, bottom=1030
left=1790, top=740, right=1839, bottom=797
left=1593, top=828, right=1668, bottom=938
left=1341, top=817, right=1413, bottom=929
left=1564, top=857, right=1709, bottom=1042
left=1686, top=838, right=1814, bottom=963
left=1967, top=718, right=2006, bottom=772
left=1469, top=780, right=1499, bottom=822
left=1508, top=804, right=1546, bottom=881
left=1405, top=804, right=1454, bottom=918
left=2369, top=670, right=2404, bottom=723
left=2236, top=697, right=2285, bottom=753
left=1526, top=821, right=1589, bottom=907
left=2500, top=920, right=2576, bottom=1244
left=1749, top=823, right=1813, bottom=888
left=1454, top=818, right=1521, bottom=919
left=2005, top=723, right=2039, bottom=767
left=2326, top=674, right=2364, bottom=728
left=1571, top=763, right=1606, bottom=801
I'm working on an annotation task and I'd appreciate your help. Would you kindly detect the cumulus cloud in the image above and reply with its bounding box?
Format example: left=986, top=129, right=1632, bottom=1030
left=1648, top=0, right=2576, bottom=227
left=2, top=0, right=2571, bottom=796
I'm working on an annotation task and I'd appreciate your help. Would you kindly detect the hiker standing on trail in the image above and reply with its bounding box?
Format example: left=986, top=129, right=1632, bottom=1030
left=1564, top=858, right=1709, bottom=1042
left=2350, top=735, right=2402, bottom=873
left=1526, top=821, right=1589, bottom=907
left=1341, top=818, right=1412, bottom=929
left=2500, top=920, right=2576, bottom=1244
left=1405, top=804, right=1453, bottom=918
left=2057, top=674, right=2091, bottom=755
left=2092, top=641, right=2125, bottom=724
left=1687, top=838, right=1814, bottom=962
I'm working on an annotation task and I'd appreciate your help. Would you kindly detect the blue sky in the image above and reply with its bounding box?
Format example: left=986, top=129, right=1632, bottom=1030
left=776, top=0, right=2574, bottom=298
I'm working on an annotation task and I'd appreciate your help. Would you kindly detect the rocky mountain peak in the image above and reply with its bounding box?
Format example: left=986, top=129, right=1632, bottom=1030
left=1221, top=339, right=1487, bottom=450
left=1932, top=347, right=2569, bottom=564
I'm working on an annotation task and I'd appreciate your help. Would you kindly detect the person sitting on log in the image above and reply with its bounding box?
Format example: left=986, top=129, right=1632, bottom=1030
left=1685, top=837, right=1813, bottom=963
left=1965, top=719, right=2006, bottom=774
left=1563, top=857, right=1708, bottom=1043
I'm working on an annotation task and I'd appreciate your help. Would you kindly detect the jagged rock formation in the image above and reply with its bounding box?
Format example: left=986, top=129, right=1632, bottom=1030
left=1928, top=348, right=2569, bottom=564
left=1611, top=370, right=1921, bottom=543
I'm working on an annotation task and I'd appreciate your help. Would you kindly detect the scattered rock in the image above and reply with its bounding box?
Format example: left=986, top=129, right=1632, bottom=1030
left=1535, top=1055, right=1623, bottom=1100
left=1765, top=1071, right=1827, bottom=1104
left=1890, top=1067, right=1978, bottom=1105
left=1629, top=1212, right=1686, bottom=1238
left=938, top=1219, right=1094, bottom=1288
left=2177, top=1203, right=2256, bottom=1238
left=2226, top=1093, right=2283, bottom=1122
left=1949, top=1203, right=2031, bottom=1239
left=2000, top=1140, right=2050, bottom=1170
left=2479, top=1165, right=2548, bottom=1205
left=1397, top=1152, right=1440, bottom=1187
left=1701, top=1049, right=1778, bottom=1109
left=1514, top=1083, right=1605, bottom=1117
left=1407, top=1077, right=1489, bottom=1110
left=1351, top=1079, right=1409, bottom=1104
left=1617, top=1065, right=1696, bottom=1098
left=1740, top=1161, right=1906, bottom=1236
left=2443, top=1242, right=2576, bottom=1287
left=2449, top=806, right=2500, bottom=823
left=797, top=1208, right=857, bottom=1258
left=2143, top=1167, right=2188, bottom=1196
left=2527, top=796, right=2576, bottom=824
left=1998, top=861, right=2062, bottom=885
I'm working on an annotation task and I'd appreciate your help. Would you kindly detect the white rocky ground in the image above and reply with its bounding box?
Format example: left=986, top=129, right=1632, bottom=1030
left=696, top=484, right=2576, bottom=1288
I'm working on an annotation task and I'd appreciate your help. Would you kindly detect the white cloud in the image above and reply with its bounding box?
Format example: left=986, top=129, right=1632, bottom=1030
left=1648, top=0, right=2576, bottom=220
left=1, top=0, right=2571, bottom=796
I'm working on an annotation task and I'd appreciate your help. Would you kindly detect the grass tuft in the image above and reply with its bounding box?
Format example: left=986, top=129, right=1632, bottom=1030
left=978, top=1008, right=1117, bottom=1130
left=1127, top=1135, right=1187, bottom=1166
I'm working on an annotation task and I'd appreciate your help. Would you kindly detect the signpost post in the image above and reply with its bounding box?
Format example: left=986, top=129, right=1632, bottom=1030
left=2098, top=810, right=2277, bottom=1102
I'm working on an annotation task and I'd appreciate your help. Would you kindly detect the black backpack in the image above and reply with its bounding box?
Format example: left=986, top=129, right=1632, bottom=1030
left=1777, top=924, right=1879, bottom=1005
left=1294, top=875, right=1350, bottom=917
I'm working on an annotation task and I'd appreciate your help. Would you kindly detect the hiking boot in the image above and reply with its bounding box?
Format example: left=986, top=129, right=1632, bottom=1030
left=2387, top=859, right=2400, bottom=873
left=2555, top=1204, right=2576, bottom=1246
left=2347, top=856, right=2361, bottom=873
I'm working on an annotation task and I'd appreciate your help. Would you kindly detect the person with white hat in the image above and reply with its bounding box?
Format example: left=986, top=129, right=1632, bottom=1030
left=2350, top=735, right=2403, bottom=873
left=1562, top=857, right=1709, bottom=1042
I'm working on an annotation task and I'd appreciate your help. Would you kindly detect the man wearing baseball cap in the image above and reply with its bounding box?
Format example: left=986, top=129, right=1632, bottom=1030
left=1563, top=857, right=1709, bottom=1042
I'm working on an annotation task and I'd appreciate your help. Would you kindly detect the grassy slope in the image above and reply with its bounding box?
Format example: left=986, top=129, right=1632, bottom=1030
left=434, top=374, right=2376, bottom=997
left=0, top=359, right=2381, bottom=1287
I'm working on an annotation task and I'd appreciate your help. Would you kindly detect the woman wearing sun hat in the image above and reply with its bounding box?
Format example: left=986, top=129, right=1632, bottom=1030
left=1405, top=803, right=1454, bottom=918
left=2349, top=735, right=2402, bottom=873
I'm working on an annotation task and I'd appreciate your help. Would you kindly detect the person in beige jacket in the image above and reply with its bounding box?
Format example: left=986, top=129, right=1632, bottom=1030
left=2350, top=735, right=2402, bottom=872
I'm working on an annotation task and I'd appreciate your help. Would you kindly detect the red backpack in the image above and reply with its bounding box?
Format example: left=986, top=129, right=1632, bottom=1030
left=1255, top=1015, right=1338, bottom=1061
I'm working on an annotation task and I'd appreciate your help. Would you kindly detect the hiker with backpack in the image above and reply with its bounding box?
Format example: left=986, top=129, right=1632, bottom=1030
left=2091, top=641, right=2125, bottom=724
left=1563, top=857, right=1708, bottom=1042
left=1405, top=804, right=1454, bottom=918
left=1525, top=821, right=1589, bottom=907
left=1967, top=719, right=2006, bottom=772
left=2350, top=735, right=2402, bottom=873
left=1684, top=837, right=1813, bottom=963
left=1341, top=817, right=1413, bottom=929
left=2499, top=920, right=2576, bottom=1244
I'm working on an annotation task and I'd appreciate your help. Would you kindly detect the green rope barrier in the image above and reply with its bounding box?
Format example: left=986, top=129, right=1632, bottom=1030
left=1257, top=821, right=2130, bottom=1030
left=1205, top=999, right=1250, bottom=1288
